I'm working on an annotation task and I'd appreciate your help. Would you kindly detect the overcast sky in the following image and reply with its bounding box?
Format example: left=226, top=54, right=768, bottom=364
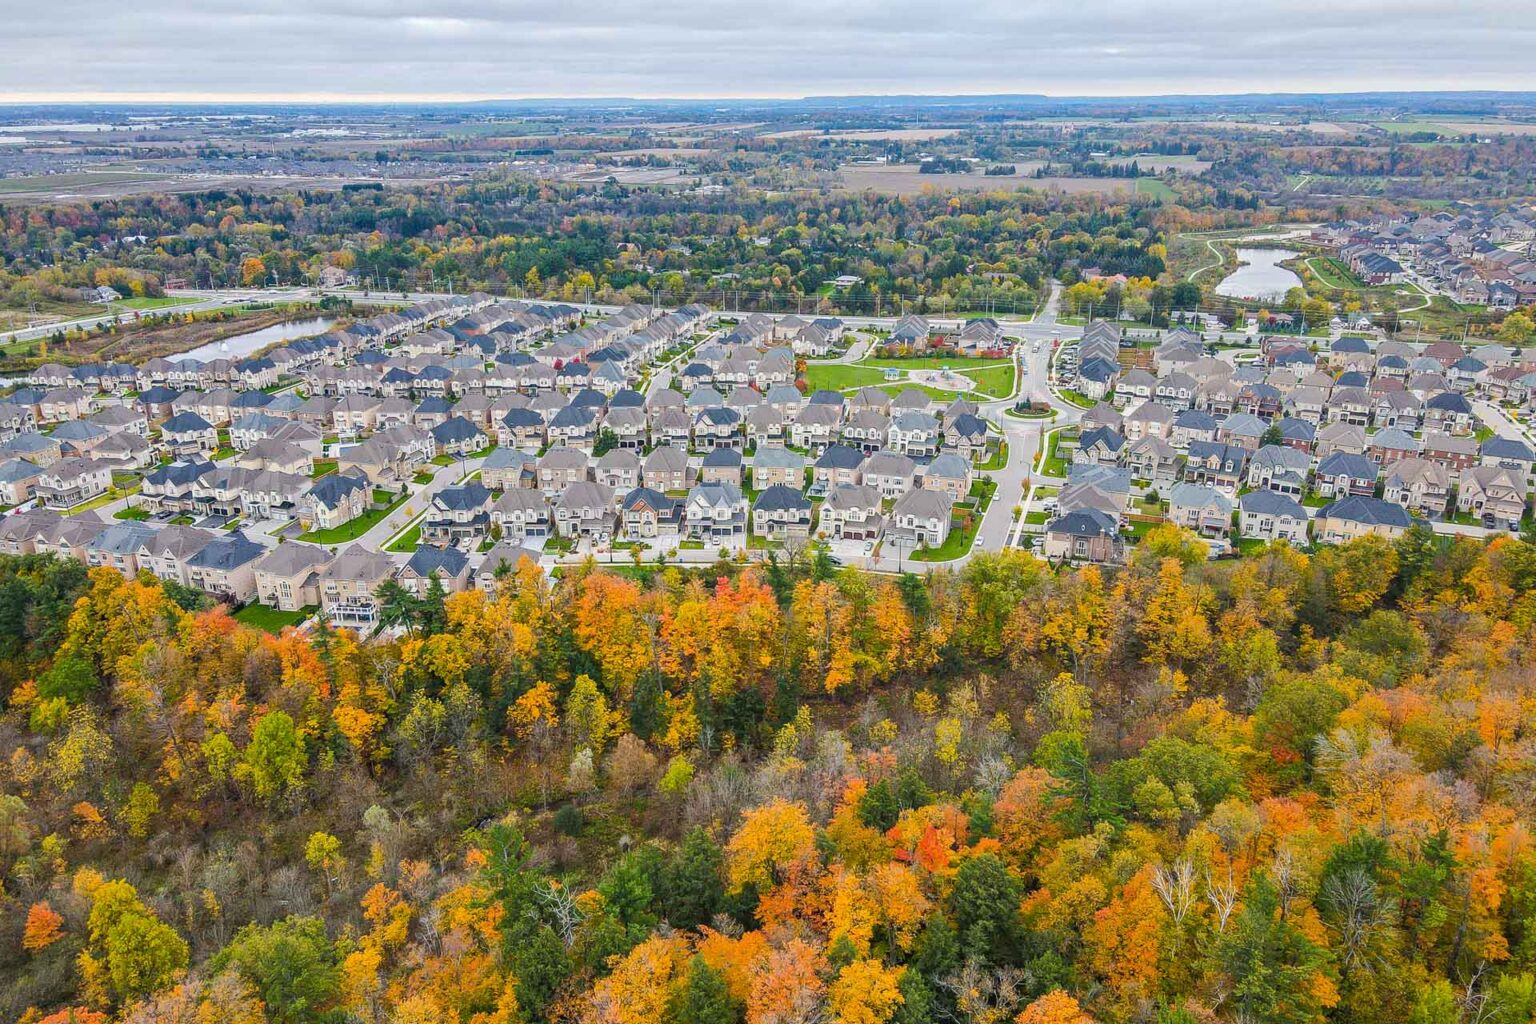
left=1, top=0, right=1531, bottom=101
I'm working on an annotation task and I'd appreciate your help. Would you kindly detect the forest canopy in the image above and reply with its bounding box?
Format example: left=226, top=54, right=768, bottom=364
left=3, top=525, right=1536, bottom=1024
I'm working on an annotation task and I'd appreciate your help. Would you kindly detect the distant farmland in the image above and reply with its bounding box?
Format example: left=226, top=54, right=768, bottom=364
left=837, top=163, right=1138, bottom=195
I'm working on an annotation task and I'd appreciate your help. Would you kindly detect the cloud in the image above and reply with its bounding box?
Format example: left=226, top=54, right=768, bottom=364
left=0, top=0, right=1530, bottom=100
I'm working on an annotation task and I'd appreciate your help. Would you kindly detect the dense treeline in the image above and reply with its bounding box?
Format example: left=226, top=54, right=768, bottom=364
left=4, top=523, right=1536, bottom=1024
left=1, top=180, right=1170, bottom=314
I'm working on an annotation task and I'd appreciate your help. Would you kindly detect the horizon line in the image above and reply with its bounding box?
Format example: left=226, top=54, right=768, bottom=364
left=3, top=87, right=1536, bottom=106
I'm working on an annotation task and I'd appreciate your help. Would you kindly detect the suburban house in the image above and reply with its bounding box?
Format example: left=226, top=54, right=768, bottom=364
left=320, top=545, right=399, bottom=628
left=1168, top=483, right=1234, bottom=538
left=1457, top=465, right=1528, bottom=529
left=184, top=530, right=265, bottom=602
left=398, top=544, right=472, bottom=596
left=555, top=481, right=617, bottom=538
left=620, top=487, right=685, bottom=538
left=821, top=483, right=883, bottom=542
left=685, top=483, right=749, bottom=545
left=36, top=457, right=113, bottom=510
left=253, top=542, right=332, bottom=612
left=887, top=487, right=954, bottom=550
left=422, top=481, right=493, bottom=546
left=487, top=488, right=551, bottom=545
left=1238, top=490, right=1309, bottom=544
left=1042, top=509, right=1124, bottom=564
left=1314, top=495, right=1416, bottom=544
left=1382, top=458, right=1452, bottom=517
left=752, top=484, right=814, bottom=540
left=302, top=472, right=373, bottom=532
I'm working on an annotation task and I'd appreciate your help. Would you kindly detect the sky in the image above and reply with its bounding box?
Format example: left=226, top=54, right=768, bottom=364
left=1, top=0, right=1531, bottom=101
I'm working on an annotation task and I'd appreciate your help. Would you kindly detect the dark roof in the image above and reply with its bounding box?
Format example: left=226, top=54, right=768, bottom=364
left=816, top=443, right=864, bottom=470
left=754, top=483, right=811, bottom=512
left=185, top=530, right=264, bottom=570
left=1482, top=436, right=1536, bottom=461
left=701, top=447, right=743, bottom=467
left=405, top=544, right=470, bottom=579
left=307, top=471, right=370, bottom=509
left=162, top=411, right=213, bottom=433
left=1316, top=452, right=1378, bottom=479
left=434, top=481, right=492, bottom=511
left=1048, top=508, right=1119, bottom=538
left=431, top=416, right=487, bottom=445
left=1319, top=495, right=1414, bottom=528
left=1240, top=489, right=1307, bottom=518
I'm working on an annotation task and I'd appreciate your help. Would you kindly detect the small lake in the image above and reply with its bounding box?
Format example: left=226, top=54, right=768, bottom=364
left=1214, top=248, right=1304, bottom=302
left=180, top=317, right=335, bottom=363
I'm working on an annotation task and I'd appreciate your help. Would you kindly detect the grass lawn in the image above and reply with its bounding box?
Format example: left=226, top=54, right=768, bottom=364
left=1025, top=511, right=1048, bottom=525
left=960, top=363, right=1016, bottom=398
left=1037, top=431, right=1069, bottom=477
left=803, top=363, right=886, bottom=392
left=113, top=506, right=151, bottom=521
left=311, top=459, right=338, bottom=479
left=298, top=490, right=407, bottom=543
left=233, top=603, right=316, bottom=633
left=977, top=442, right=1009, bottom=471
left=431, top=454, right=456, bottom=466
left=65, top=489, right=129, bottom=515
left=413, top=471, right=435, bottom=485
left=115, top=296, right=190, bottom=310
left=1233, top=537, right=1269, bottom=556
left=913, top=480, right=995, bottom=561
left=1057, top=388, right=1096, bottom=409
left=386, top=524, right=422, bottom=553
left=876, top=383, right=963, bottom=402
left=1136, top=178, right=1178, bottom=200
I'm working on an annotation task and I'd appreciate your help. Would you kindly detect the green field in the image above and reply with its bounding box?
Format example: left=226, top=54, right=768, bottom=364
left=960, top=363, right=1015, bottom=398
left=1302, top=256, right=1360, bottom=289
left=115, top=296, right=191, bottom=310
left=802, top=362, right=887, bottom=391
left=1136, top=178, right=1178, bottom=200
left=233, top=604, right=316, bottom=633
left=0, top=170, right=173, bottom=194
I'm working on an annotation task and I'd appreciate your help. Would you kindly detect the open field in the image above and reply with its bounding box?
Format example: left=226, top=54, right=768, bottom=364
left=1136, top=178, right=1178, bottom=200
left=838, top=164, right=1136, bottom=195
left=0, top=306, right=328, bottom=368
left=0, top=168, right=415, bottom=205
left=762, top=128, right=963, bottom=141
left=803, top=362, right=886, bottom=391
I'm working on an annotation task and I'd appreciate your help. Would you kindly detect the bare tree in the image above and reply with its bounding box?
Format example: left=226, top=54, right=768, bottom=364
left=1152, top=858, right=1198, bottom=927
left=1206, top=863, right=1238, bottom=933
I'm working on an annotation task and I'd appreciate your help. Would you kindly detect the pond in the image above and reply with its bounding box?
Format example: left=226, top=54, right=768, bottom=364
left=1214, top=248, right=1304, bottom=302
left=180, top=317, right=335, bottom=363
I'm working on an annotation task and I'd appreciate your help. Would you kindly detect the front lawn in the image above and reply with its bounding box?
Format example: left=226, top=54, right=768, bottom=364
left=912, top=481, right=994, bottom=562
left=1037, top=430, right=1069, bottom=477
left=233, top=603, right=316, bottom=633
left=977, top=442, right=1009, bottom=471
left=298, top=490, right=407, bottom=543
left=113, top=506, right=151, bottom=521
left=385, top=524, right=422, bottom=553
